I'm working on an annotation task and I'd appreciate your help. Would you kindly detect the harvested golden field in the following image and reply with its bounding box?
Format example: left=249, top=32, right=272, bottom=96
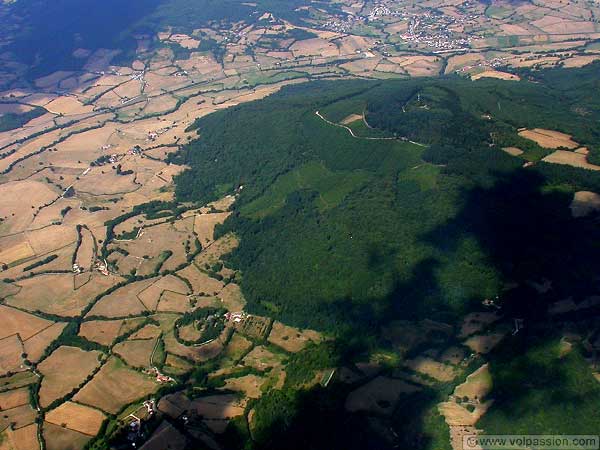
left=23, top=323, right=67, bottom=363
left=137, top=275, right=189, bottom=311
left=242, top=345, right=283, bottom=370
left=86, top=278, right=156, bottom=318
left=289, top=38, right=340, bottom=58
left=0, top=372, right=38, bottom=393
left=38, top=346, right=102, bottom=407
left=193, top=212, right=231, bottom=244
left=113, top=338, right=157, bottom=368
left=43, top=421, right=91, bottom=450
left=177, top=264, right=223, bottom=296
left=345, top=376, right=420, bottom=416
left=130, top=324, right=161, bottom=340
left=222, top=374, right=264, bottom=399
left=454, top=364, right=492, bottom=400
left=74, top=227, right=96, bottom=272
left=0, top=387, right=29, bottom=410
left=340, top=114, right=363, bottom=125
left=405, top=356, right=458, bottom=382
left=217, top=283, right=246, bottom=311
left=570, top=191, right=600, bottom=218
left=0, top=423, right=38, bottom=450
left=0, top=404, right=36, bottom=430
left=459, top=312, right=501, bottom=338
left=78, top=318, right=145, bottom=346
left=471, top=70, right=520, bottom=81
left=0, top=305, right=53, bottom=341
left=156, top=291, right=191, bottom=313
left=267, top=321, right=322, bottom=352
left=464, top=332, right=506, bottom=354
left=44, top=96, right=93, bottom=116
left=519, top=128, right=579, bottom=149
left=25, top=224, right=78, bottom=255
left=7, top=273, right=123, bottom=317
left=139, top=420, right=187, bottom=450
left=501, top=147, right=524, bottom=156
left=541, top=150, right=600, bottom=171
left=0, top=335, right=25, bottom=376
left=190, top=394, right=245, bottom=419
left=221, top=333, right=253, bottom=363
left=73, top=357, right=158, bottom=414
left=45, top=402, right=106, bottom=436
left=194, top=233, right=238, bottom=268
left=0, top=180, right=58, bottom=236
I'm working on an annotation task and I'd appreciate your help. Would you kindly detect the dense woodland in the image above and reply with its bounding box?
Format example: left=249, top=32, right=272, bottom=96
left=172, top=63, right=600, bottom=449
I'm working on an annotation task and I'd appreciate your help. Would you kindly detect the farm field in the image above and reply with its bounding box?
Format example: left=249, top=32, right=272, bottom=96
left=0, top=0, right=599, bottom=448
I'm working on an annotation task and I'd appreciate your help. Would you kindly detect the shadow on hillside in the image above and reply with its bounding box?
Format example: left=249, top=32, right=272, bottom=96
left=240, top=167, right=600, bottom=449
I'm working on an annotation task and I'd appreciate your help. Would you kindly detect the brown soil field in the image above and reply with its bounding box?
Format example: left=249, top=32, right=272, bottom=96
left=0, top=423, right=38, bottom=450
left=190, top=394, right=245, bottom=419
left=38, top=346, right=102, bottom=407
left=542, top=150, right=600, bottom=170
left=454, top=364, right=492, bottom=400
left=178, top=323, right=202, bottom=342
left=112, top=223, right=190, bottom=276
left=438, top=400, right=490, bottom=427
left=0, top=372, right=38, bottom=393
left=471, top=70, right=520, bottom=81
left=0, top=180, right=58, bottom=236
left=113, top=338, right=157, bottom=368
left=7, top=273, right=123, bottom=317
left=139, top=420, right=187, bottom=450
left=570, top=191, right=600, bottom=217
left=164, top=354, right=192, bottom=373
left=290, top=38, right=339, bottom=58
left=502, top=147, right=524, bottom=156
left=0, top=388, right=29, bottom=410
left=267, top=321, right=322, bottom=352
left=0, top=104, right=35, bottom=114
left=86, top=278, right=156, bottom=318
left=43, top=421, right=91, bottom=450
left=73, top=357, right=158, bottom=414
left=0, top=282, right=19, bottom=298
left=459, top=312, right=501, bottom=338
left=222, top=374, right=264, bottom=399
left=0, top=306, right=53, bottom=341
left=78, top=318, right=146, bottom=346
left=163, top=327, right=225, bottom=362
left=23, top=322, right=67, bottom=363
left=45, top=401, right=106, bottom=436
left=405, top=356, right=458, bottom=382
left=464, top=332, right=506, bottom=354
left=130, top=324, right=161, bottom=340
left=137, top=275, right=189, bottom=311
left=193, top=212, right=231, bottom=244
left=340, top=114, right=363, bottom=125
left=44, top=96, right=93, bottom=116
left=519, top=128, right=579, bottom=149
left=156, top=291, right=191, bottom=313
left=0, top=335, right=25, bottom=376
left=74, top=167, right=139, bottom=196
left=0, top=240, right=36, bottom=270
left=25, top=224, right=78, bottom=255
left=217, top=283, right=246, bottom=311
left=221, top=333, right=253, bottom=363
left=0, top=404, right=36, bottom=430
left=345, top=376, right=420, bottom=416
left=242, top=345, right=283, bottom=370
left=75, top=228, right=95, bottom=272
left=439, top=346, right=466, bottom=366
left=177, top=265, right=224, bottom=296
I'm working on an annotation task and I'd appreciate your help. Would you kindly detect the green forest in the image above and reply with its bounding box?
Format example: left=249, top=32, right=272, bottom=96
left=173, top=64, right=600, bottom=332
left=171, top=64, right=600, bottom=449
